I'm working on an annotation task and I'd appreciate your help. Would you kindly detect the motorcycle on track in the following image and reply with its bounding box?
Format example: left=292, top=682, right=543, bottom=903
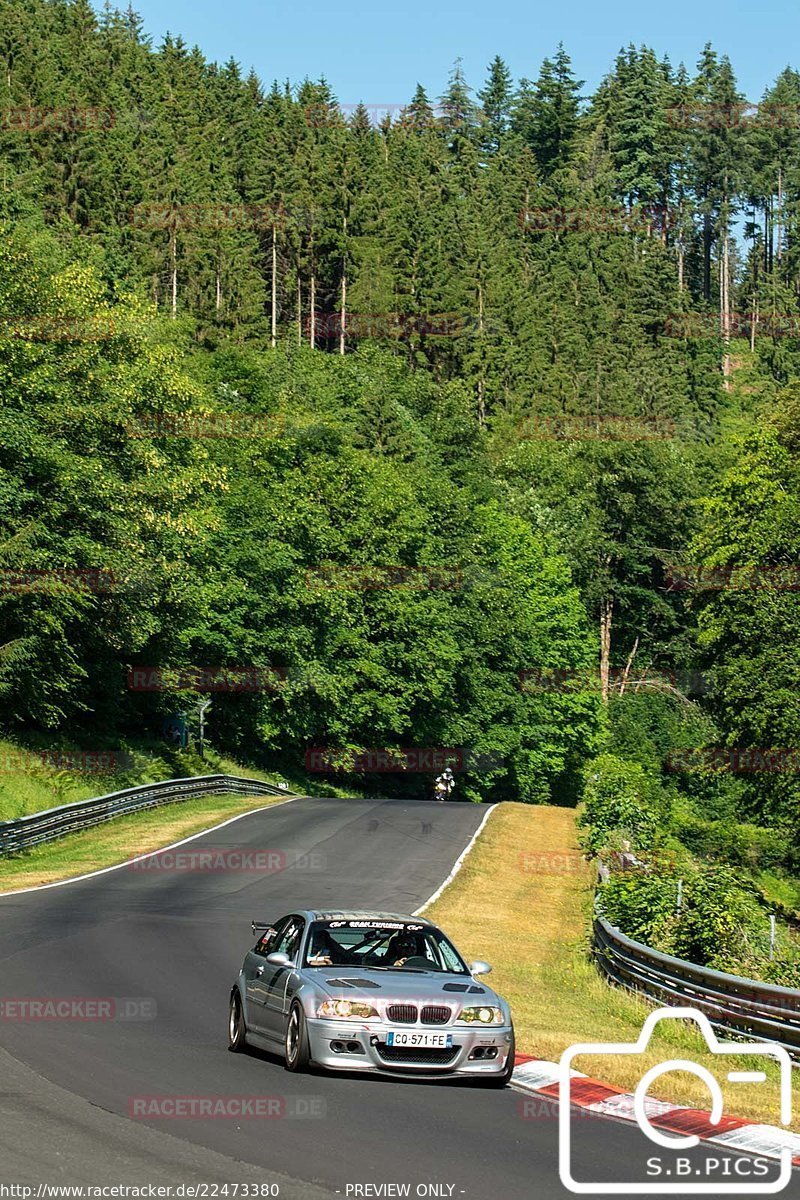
left=433, top=766, right=455, bottom=801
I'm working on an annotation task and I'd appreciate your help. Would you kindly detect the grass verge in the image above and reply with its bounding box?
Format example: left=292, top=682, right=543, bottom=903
left=0, top=736, right=288, bottom=822
left=426, top=802, right=792, bottom=1129
left=0, top=791, right=291, bottom=892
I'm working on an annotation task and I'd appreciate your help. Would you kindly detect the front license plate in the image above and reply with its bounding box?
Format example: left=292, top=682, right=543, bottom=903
left=385, top=1030, right=452, bottom=1048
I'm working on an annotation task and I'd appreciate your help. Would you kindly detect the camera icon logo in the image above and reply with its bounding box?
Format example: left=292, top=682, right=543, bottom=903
left=558, top=1006, right=793, bottom=1194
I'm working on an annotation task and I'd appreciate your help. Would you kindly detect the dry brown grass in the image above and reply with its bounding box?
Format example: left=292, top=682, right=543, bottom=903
left=426, top=802, right=794, bottom=1129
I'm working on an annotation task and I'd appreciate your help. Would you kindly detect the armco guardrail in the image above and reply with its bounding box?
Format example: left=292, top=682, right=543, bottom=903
left=594, top=912, right=800, bottom=1053
left=0, top=775, right=291, bottom=856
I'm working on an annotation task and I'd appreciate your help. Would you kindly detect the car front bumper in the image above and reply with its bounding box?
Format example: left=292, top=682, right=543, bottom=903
left=306, top=1017, right=514, bottom=1076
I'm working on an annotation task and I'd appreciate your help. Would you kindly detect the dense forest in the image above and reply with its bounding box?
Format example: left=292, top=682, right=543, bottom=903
left=4, top=0, right=800, bottom=972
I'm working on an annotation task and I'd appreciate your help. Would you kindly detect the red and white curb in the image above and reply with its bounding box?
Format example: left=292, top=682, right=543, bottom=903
left=511, top=1053, right=800, bottom=1167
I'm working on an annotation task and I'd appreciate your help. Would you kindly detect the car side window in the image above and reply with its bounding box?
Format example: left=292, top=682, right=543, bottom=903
left=273, top=917, right=304, bottom=963
left=253, top=919, right=285, bottom=958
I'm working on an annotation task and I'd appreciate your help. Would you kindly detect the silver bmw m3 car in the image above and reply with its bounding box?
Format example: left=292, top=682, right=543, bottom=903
left=228, top=910, right=515, bottom=1084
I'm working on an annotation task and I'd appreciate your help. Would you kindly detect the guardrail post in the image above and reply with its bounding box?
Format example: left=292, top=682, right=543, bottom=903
left=0, top=820, right=14, bottom=855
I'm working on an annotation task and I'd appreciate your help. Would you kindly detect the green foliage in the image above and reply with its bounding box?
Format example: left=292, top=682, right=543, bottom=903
left=4, top=6, right=800, bottom=840
left=597, top=861, right=785, bottom=974
left=671, top=811, right=792, bottom=871
left=0, top=223, right=222, bottom=728
left=579, top=752, right=663, bottom=854
left=0, top=221, right=601, bottom=800
left=691, top=385, right=800, bottom=839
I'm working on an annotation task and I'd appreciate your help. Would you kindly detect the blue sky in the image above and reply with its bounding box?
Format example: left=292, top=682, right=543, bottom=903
left=115, top=0, right=798, bottom=108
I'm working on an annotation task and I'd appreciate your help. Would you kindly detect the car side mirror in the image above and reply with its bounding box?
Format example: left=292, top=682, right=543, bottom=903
left=469, top=960, right=492, bottom=976
left=266, top=951, right=292, bottom=967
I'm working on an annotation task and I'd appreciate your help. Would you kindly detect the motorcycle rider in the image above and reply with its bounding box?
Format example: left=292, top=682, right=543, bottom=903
left=433, top=766, right=455, bottom=800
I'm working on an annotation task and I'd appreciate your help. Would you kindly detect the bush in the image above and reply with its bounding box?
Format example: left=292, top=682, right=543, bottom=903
left=597, top=861, right=776, bottom=974
left=580, top=753, right=664, bottom=855
left=606, top=690, right=745, bottom=819
left=607, top=690, right=715, bottom=776
left=672, top=811, right=791, bottom=871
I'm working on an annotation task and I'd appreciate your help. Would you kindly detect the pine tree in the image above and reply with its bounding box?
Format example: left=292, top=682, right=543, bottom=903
left=400, top=84, right=435, bottom=132
left=518, top=44, right=583, bottom=175
left=438, top=58, right=478, bottom=151
left=478, top=56, right=513, bottom=152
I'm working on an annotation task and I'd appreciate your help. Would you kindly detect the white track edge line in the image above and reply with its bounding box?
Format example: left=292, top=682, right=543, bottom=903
left=0, top=793, right=303, bottom=898
left=412, top=802, right=498, bottom=915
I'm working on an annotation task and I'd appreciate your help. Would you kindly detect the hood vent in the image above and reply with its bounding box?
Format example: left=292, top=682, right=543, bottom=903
left=325, top=977, right=381, bottom=988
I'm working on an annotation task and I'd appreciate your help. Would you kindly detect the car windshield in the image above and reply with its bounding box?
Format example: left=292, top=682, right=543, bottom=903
left=303, top=919, right=469, bottom=973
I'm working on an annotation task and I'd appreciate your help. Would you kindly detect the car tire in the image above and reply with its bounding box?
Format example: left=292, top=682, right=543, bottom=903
left=484, top=1029, right=515, bottom=1088
left=284, top=1001, right=311, bottom=1072
left=228, top=990, right=248, bottom=1053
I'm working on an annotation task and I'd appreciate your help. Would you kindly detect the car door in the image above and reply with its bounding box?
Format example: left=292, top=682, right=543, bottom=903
left=262, top=916, right=305, bottom=1039
left=244, top=919, right=287, bottom=1034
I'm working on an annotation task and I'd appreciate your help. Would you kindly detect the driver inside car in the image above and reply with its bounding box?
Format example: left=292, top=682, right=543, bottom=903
left=385, top=931, right=421, bottom=966
left=307, top=926, right=340, bottom=964
left=307, top=928, right=353, bottom=967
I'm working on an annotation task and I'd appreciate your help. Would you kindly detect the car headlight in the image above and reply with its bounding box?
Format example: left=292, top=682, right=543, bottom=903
left=457, top=1005, right=504, bottom=1025
left=317, top=999, right=379, bottom=1019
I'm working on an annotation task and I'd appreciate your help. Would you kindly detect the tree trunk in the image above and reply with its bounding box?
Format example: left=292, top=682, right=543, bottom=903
left=477, top=281, right=485, bottom=425
left=296, top=277, right=302, bottom=346
left=721, top=227, right=732, bottom=387
left=271, top=223, right=277, bottom=349
left=599, top=593, right=614, bottom=704
left=339, top=213, right=347, bottom=356
left=777, top=167, right=784, bottom=263
left=339, top=271, right=346, bottom=356
left=702, top=211, right=712, bottom=302
left=618, top=636, right=639, bottom=698
left=170, top=228, right=177, bottom=319
left=309, top=272, right=316, bottom=349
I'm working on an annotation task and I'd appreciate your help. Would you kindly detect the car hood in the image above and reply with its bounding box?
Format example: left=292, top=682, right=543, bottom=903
left=313, top=967, right=501, bottom=1007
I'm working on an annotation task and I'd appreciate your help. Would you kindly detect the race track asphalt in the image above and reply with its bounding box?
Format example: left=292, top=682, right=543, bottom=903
left=0, top=797, right=795, bottom=1199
